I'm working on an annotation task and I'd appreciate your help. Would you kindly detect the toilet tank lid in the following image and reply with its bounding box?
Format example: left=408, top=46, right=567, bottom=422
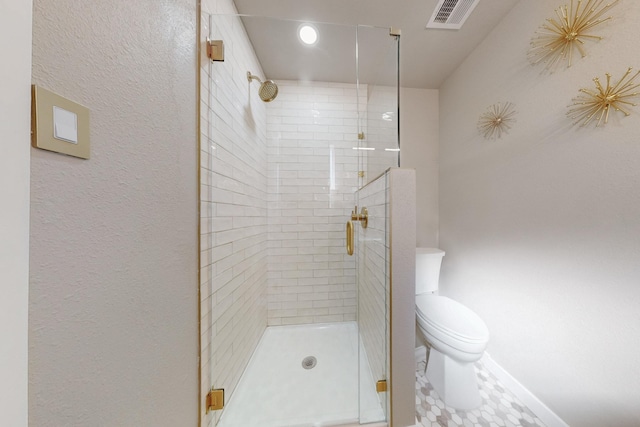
left=416, top=247, right=445, bottom=256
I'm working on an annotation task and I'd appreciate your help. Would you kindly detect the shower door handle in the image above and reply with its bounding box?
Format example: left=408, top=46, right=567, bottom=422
left=346, top=220, right=354, bottom=256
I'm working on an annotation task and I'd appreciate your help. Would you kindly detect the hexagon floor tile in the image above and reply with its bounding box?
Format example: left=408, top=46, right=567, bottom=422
left=415, top=357, right=546, bottom=427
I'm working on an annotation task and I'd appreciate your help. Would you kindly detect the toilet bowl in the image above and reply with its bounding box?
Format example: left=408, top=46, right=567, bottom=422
left=415, top=248, right=489, bottom=410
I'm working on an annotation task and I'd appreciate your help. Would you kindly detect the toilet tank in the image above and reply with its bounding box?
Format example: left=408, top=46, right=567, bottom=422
left=416, top=248, right=445, bottom=294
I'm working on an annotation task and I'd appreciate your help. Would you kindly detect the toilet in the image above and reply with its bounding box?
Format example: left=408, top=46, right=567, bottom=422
left=415, top=248, right=489, bottom=410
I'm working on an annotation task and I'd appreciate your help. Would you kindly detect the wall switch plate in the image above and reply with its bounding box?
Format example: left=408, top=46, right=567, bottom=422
left=53, top=106, right=78, bottom=144
left=31, top=85, right=90, bottom=159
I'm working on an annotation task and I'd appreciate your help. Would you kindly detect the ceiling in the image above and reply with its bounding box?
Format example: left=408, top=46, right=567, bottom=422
left=232, top=0, right=521, bottom=89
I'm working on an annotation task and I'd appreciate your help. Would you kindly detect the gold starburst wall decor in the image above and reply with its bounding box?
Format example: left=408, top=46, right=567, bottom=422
left=568, top=67, right=640, bottom=127
left=528, top=0, right=619, bottom=72
left=478, top=102, right=517, bottom=140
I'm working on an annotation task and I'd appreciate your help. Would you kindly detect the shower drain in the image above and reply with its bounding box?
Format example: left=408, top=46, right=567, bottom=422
left=301, top=356, right=317, bottom=370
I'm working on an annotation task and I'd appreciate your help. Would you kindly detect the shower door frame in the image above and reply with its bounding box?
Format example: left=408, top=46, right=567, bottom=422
left=197, top=5, right=411, bottom=426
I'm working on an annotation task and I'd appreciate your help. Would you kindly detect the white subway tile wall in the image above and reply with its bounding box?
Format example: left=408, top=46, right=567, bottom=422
left=356, top=173, right=390, bottom=402
left=266, top=80, right=367, bottom=326
left=200, top=1, right=269, bottom=425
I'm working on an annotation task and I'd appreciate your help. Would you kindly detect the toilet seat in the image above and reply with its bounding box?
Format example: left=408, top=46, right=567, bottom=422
left=416, top=295, right=489, bottom=359
left=416, top=294, right=489, bottom=341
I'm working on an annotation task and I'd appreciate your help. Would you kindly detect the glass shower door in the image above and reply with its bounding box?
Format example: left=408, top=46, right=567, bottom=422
left=199, top=7, right=398, bottom=426
left=355, top=25, right=399, bottom=424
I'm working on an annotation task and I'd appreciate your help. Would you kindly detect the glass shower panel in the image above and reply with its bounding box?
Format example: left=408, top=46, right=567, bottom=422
left=201, top=11, right=272, bottom=427
left=354, top=24, right=397, bottom=425
left=355, top=171, right=389, bottom=424
left=356, top=26, right=400, bottom=185
left=200, top=9, right=396, bottom=426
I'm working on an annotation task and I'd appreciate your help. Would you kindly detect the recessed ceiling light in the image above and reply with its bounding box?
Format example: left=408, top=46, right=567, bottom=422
left=299, top=24, right=318, bottom=45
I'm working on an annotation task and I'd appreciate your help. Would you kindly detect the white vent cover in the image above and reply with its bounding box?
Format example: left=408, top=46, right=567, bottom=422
left=426, top=0, right=481, bottom=30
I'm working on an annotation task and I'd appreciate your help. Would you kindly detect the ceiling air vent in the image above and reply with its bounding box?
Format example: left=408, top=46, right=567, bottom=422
left=426, top=0, right=481, bottom=30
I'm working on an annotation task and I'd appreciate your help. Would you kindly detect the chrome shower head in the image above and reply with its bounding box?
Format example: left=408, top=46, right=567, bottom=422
left=247, top=71, right=278, bottom=102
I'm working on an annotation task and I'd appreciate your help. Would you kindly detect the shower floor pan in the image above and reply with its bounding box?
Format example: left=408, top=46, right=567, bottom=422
left=217, top=321, right=386, bottom=427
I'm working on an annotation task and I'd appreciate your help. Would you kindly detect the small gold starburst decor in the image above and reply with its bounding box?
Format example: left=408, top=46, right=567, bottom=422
left=478, top=102, right=517, bottom=140
left=568, top=67, right=640, bottom=127
left=528, top=0, right=619, bottom=72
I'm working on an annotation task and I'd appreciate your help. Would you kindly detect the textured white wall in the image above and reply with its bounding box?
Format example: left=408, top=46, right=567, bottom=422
left=30, top=1, right=199, bottom=425
left=439, top=1, right=640, bottom=426
left=400, top=88, right=439, bottom=247
left=0, top=0, right=31, bottom=425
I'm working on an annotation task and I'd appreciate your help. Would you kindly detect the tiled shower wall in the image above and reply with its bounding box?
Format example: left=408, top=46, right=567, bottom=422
left=200, top=1, right=269, bottom=425
left=266, top=80, right=367, bottom=326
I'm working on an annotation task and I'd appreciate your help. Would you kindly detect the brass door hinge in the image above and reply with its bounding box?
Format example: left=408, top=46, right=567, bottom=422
left=376, top=379, right=387, bottom=393
left=358, top=132, right=365, bottom=140
left=206, top=39, right=224, bottom=62
left=206, top=388, right=224, bottom=412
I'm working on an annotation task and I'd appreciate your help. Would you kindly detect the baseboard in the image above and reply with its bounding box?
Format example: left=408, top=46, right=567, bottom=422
left=481, top=353, right=569, bottom=427
left=415, top=345, right=427, bottom=363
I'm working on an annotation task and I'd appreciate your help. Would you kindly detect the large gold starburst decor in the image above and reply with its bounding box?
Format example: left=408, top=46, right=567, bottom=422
left=568, top=67, right=640, bottom=127
left=528, top=0, right=619, bottom=72
left=477, top=102, right=517, bottom=140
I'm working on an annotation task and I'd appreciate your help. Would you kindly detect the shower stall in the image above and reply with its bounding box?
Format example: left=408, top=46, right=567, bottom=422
left=199, top=1, right=411, bottom=426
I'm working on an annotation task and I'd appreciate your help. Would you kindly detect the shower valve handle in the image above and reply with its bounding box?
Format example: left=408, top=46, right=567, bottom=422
left=350, top=206, right=368, bottom=229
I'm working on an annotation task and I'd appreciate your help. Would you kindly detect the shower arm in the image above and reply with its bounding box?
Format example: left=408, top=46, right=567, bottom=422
left=247, top=72, right=262, bottom=84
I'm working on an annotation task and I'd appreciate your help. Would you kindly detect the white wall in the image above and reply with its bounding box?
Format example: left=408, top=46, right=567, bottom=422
left=387, top=169, right=417, bottom=427
left=0, top=0, right=32, bottom=426
left=439, top=1, right=640, bottom=426
left=400, top=88, right=439, bottom=247
left=30, top=1, right=199, bottom=425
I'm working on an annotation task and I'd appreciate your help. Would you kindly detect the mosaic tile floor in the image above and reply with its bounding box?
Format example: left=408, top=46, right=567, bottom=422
left=415, top=356, right=547, bottom=427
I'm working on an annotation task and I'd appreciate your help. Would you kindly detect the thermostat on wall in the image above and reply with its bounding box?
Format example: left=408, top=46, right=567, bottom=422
left=31, top=85, right=90, bottom=159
